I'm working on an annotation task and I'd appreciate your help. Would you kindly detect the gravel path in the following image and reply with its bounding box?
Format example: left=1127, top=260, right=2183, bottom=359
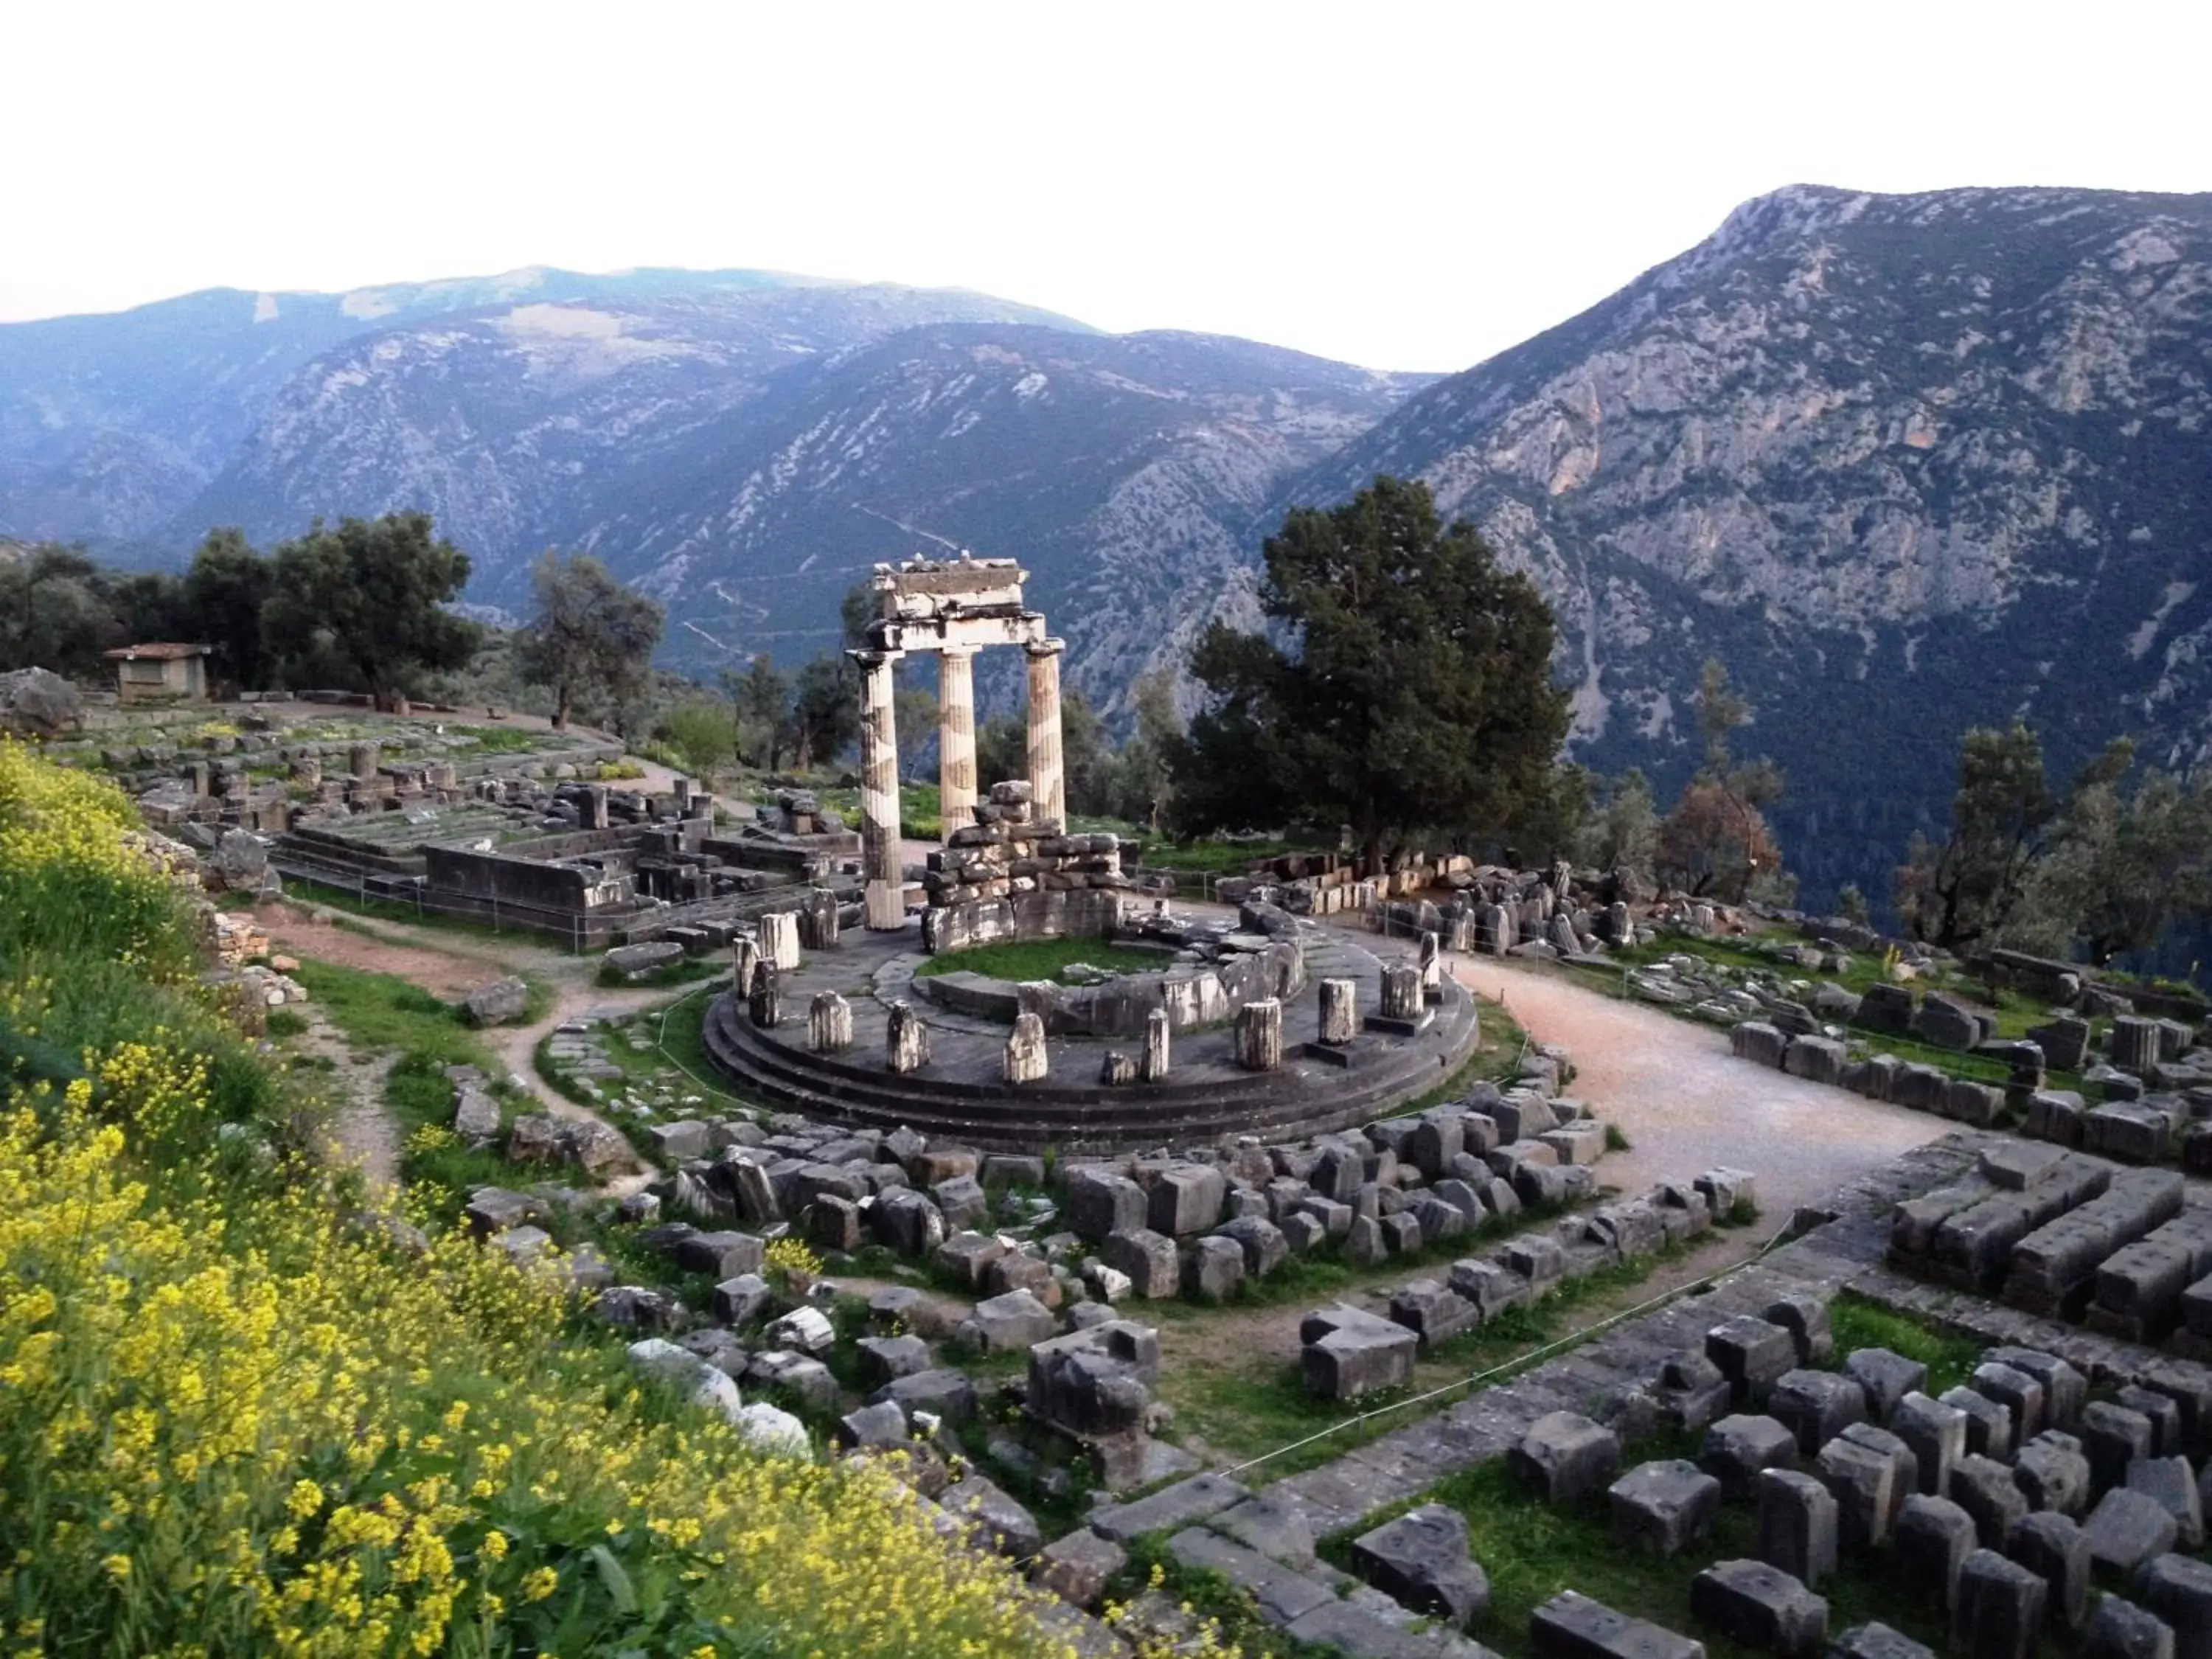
left=1425, top=942, right=1941, bottom=1220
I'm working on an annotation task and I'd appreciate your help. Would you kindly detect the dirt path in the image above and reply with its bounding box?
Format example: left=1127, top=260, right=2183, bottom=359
left=254, top=899, right=661, bottom=1184
left=1421, top=942, right=1940, bottom=1221
left=293, top=1007, right=402, bottom=1189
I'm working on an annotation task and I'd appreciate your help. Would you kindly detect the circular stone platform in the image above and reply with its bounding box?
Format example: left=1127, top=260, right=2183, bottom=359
left=699, top=921, right=1481, bottom=1154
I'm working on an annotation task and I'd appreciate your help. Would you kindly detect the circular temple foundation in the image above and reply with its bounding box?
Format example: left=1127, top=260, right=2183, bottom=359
left=699, top=922, right=1483, bottom=1155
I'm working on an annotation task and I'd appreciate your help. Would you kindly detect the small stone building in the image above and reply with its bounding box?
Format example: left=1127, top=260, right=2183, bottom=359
left=103, top=643, right=209, bottom=703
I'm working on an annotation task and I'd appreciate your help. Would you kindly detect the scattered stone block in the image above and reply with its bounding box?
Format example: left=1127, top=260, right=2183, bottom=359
left=1181, top=1235, right=1245, bottom=1303
left=2088, top=1402, right=2160, bottom=1496
left=963, top=1289, right=1057, bottom=1352
left=2127, top=1457, right=2207, bottom=1551
left=1893, top=1391, right=1968, bottom=1497
left=1771, top=1370, right=1867, bottom=1455
left=2118, top=1386, right=2188, bottom=1458
left=1655, top=1351, right=1735, bottom=1435
left=1837, top=1424, right=1916, bottom=1537
left=1707, top=1316, right=1798, bottom=1405
left=1830, top=1625, right=1934, bottom=1659
left=1349, top=1502, right=1489, bottom=1628
left=942, top=1473, right=1042, bottom=1558
left=1846, top=1348, right=1928, bottom=1423
left=1034, top=1528, right=1127, bottom=1608
left=1972, top=1360, right=2047, bottom=1443
left=1388, top=1280, right=1480, bottom=1351
left=1593, top=1459, right=1716, bottom=1561
left=1757, top=1468, right=1838, bottom=1587
left=1765, top=1294, right=1834, bottom=1366
left=1986, top=1346, right=2087, bottom=1433
left=2087, top=1487, right=2182, bottom=1575
left=1703, top=1413, right=1800, bottom=1495
left=1895, top=1493, right=1978, bottom=1610
left=2014, top=1430, right=2093, bottom=1517
left=1301, top=1304, right=1417, bottom=1401
left=1818, top=1433, right=1902, bottom=1548
left=1511, top=1411, right=1624, bottom=1503
left=1165, top=1527, right=1332, bottom=1627
left=1949, top=1452, right=2029, bottom=1548
left=1941, top=1386, right=2016, bottom=1461
left=1690, top=1559, right=1827, bottom=1658
left=2137, top=1555, right=2212, bottom=1659
left=1531, top=1590, right=1703, bottom=1659
left=2081, top=1597, right=2176, bottom=1659
left=2008, top=1510, right=2090, bottom=1630
left=1952, top=1548, right=2047, bottom=1659
left=1088, top=1472, right=1249, bottom=1542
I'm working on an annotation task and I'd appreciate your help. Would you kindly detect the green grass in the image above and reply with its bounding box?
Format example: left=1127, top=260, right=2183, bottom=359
left=265, top=1008, right=310, bottom=1040
left=1161, top=1235, right=1698, bottom=1475
left=1299, top=1291, right=2016, bottom=1659
left=1827, top=1290, right=1983, bottom=1397
left=596, top=954, right=729, bottom=990
left=288, top=957, right=514, bottom=1214
left=1400, top=998, right=1530, bottom=1111
left=912, top=937, right=1176, bottom=984
left=1573, top=931, right=2095, bottom=1092
left=1108, top=1537, right=1340, bottom=1658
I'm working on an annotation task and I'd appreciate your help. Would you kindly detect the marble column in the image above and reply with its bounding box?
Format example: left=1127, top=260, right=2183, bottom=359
left=854, top=648, right=905, bottom=929
left=938, top=647, right=978, bottom=842
left=1026, top=638, right=1067, bottom=832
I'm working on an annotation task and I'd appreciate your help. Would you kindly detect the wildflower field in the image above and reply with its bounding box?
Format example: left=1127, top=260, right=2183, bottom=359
left=0, top=743, right=1071, bottom=1658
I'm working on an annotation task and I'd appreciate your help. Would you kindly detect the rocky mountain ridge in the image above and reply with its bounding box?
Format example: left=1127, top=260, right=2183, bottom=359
left=6, top=187, right=2209, bottom=908
left=1281, top=184, right=2212, bottom=902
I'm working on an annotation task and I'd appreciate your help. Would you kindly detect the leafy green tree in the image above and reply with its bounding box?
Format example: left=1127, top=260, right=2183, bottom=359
left=2010, top=742, right=2212, bottom=964
left=181, top=529, right=273, bottom=692
left=787, top=655, right=858, bottom=768
left=1893, top=721, right=2056, bottom=950
left=1657, top=661, right=1788, bottom=902
left=1166, top=477, right=1571, bottom=866
left=1113, top=668, right=1184, bottom=832
left=658, top=699, right=738, bottom=778
left=512, top=552, right=664, bottom=731
left=723, top=654, right=792, bottom=769
left=262, top=514, right=481, bottom=710
left=1579, top=768, right=1659, bottom=878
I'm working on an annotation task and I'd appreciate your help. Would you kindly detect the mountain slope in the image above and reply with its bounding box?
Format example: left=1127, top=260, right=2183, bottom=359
left=0, top=268, right=1085, bottom=552
left=1283, top=184, right=2212, bottom=905
left=581, top=325, right=1430, bottom=706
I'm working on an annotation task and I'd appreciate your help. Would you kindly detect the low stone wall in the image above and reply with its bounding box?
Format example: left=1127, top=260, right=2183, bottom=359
left=922, top=886, right=1124, bottom=953
left=1014, top=938, right=1306, bottom=1037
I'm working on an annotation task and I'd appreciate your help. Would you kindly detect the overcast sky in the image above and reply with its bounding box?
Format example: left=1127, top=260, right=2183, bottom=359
left=5, top=1, right=2207, bottom=373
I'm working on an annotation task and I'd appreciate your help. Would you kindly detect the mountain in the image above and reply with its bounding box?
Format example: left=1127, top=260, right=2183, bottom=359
left=1283, top=184, right=2212, bottom=907
left=0, top=267, right=1088, bottom=555
left=580, top=325, right=1428, bottom=705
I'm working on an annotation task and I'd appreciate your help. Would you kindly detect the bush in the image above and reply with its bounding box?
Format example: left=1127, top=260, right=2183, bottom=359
left=0, top=742, right=1067, bottom=1658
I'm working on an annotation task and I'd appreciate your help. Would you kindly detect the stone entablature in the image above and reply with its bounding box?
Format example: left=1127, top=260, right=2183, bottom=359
left=850, top=554, right=1068, bottom=928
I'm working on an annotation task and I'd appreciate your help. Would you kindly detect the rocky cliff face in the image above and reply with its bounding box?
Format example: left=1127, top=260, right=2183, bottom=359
left=1284, top=184, right=2212, bottom=902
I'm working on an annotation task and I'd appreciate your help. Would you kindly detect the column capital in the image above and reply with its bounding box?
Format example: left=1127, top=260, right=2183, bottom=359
left=1023, top=637, right=1066, bottom=661
left=937, top=643, right=979, bottom=661
left=846, top=647, right=905, bottom=669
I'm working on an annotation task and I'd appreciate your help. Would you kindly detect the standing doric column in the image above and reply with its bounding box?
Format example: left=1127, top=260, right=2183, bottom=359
left=1025, top=637, right=1067, bottom=832
left=852, top=647, right=906, bottom=930
left=938, top=646, right=978, bottom=843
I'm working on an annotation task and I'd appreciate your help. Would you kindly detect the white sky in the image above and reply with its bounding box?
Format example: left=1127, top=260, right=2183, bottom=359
left=4, top=0, right=2207, bottom=374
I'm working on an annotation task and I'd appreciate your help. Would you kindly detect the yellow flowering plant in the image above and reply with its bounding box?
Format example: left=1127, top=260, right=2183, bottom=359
left=0, top=745, right=1074, bottom=1658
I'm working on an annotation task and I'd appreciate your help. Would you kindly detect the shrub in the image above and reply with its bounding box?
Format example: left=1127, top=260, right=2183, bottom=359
left=0, top=742, right=1067, bottom=1658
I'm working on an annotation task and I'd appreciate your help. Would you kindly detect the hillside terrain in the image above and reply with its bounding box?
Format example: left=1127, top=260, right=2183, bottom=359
left=6, top=186, right=2210, bottom=905
left=1287, top=184, right=2212, bottom=902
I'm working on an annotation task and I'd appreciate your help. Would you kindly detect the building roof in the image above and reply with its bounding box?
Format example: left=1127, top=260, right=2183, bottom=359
left=103, top=642, right=209, bottom=661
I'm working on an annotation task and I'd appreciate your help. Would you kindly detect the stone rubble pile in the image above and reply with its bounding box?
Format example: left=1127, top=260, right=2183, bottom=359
left=1301, top=1165, right=1750, bottom=1402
